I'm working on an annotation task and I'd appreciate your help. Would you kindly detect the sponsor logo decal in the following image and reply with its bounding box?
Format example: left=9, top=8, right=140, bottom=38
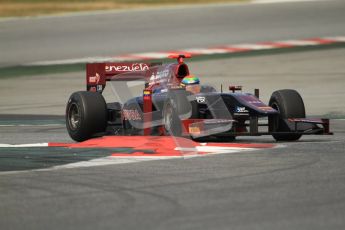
left=105, top=63, right=149, bottom=72
left=235, top=106, right=249, bottom=113
left=196, top=96, right=206, bottom=103
left=143, top=90, right=152, bottom=95
left=189, top=126, right=201, bottom=135
left=123, top=109, right=142, bottom=121
left=149, top=69, right=170, bottom=86
left=97, top=85, right=103, bottom=92
left=247, top=100, right=263, bottom=104
left=89, top=73, right=100, bottom=84
left=234, top=106, right=249, bottom=116
left=143, top=90, right=152, bottom=99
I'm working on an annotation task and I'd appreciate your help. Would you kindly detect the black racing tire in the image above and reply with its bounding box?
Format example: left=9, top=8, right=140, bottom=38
left=193, top=135, right=235, bottom=142
left=216, top=136, right=236, bottom=142
left=163, top=100, right=182, bottom=136
left=123, top=119, right=143, bottom=135
left=66, top=91, right=107, bottom=142
left=162, top=90, right=192, bottom=136
left=269, top=89, right=305, bottom=141
left=171, top=90, right=192, bottom=119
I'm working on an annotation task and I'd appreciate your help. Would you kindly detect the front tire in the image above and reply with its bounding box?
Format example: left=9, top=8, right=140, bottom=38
left=162, top=90, right=192, bottom=136
left=269, top=89, right=305, bottom=141
left=163, top=100, right=182, bottom=136
left=66, top=91, right=107, bottom=142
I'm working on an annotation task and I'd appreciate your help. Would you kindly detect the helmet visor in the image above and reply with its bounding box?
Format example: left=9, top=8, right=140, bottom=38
left=185, top=84, right=201, bottom=94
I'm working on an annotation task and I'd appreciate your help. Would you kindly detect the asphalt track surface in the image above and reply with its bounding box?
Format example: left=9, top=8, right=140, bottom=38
left=0, top=120, right=344, bottom=230
left=1, top=48, right=345, bottom=230
left=1, top=1, right=345, bottom=230
left=0, top=0, right=345, bottom=67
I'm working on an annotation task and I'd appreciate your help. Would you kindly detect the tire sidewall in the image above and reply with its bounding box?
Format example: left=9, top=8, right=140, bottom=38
left=163, top=99, right=182, bottom=136
left=66, top=91, right=107, bottom=142
left=269, top=89, right=305, bottom=141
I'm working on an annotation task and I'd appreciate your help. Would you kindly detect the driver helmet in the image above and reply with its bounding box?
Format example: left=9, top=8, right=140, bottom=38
left=181, top=75, right=201, bottom=94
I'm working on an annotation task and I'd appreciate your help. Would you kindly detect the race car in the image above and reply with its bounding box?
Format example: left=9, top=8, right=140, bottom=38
left=65, top=54, right=332, bottom=142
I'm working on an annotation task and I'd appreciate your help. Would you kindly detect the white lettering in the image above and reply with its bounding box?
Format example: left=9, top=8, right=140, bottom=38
left=89, top=73, right=100, bottom=83
left=123, top=109, right=142, bottom=120
left=148, top=69, right=171, bottom=85
left=105, top=63, right=149, bottom=72
left=196, top=96, right=206, bottom=103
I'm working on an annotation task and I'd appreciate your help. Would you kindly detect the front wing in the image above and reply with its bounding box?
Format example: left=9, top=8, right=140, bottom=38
left=182, top=118, right=332, bottom=138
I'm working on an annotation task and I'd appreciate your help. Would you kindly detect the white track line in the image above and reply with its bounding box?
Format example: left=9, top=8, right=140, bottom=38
left=0, top=142, right=269, bottom=172
left=227, top=44, right=275, bottom=50
left=128, top=52, right=174, bottom=59
left=324, top=36, right=345, bottom=42
left=51, top=147, right=259, bottom=169
left=0, top=124, right=63, bottom=127
left=180, top=48, right=229, bottom=55
left=276, top=40, right=320, bottom=46
left=0, top=143, right=48, bottom=148
left=0, top=145, right=257, bottom=174
left=25, top=35, right=345, bottom=67
left=0, top=147, right=260, bottom=174
left=0, top=147, right=261, bottom=175
left=52, top=156, right=176, bottom=169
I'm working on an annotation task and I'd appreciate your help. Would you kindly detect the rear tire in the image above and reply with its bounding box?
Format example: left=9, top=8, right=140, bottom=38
left=269, top=89, right=305, bottom=141
left=66, top=91, right=107, bottom=142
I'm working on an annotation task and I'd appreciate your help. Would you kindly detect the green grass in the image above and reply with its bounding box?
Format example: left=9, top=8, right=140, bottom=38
left=0, top=0, right=244, bottom=3
left=0, top=0, right=247, bottom=18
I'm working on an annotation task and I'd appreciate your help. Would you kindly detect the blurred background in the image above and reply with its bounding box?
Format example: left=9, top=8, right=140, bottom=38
left=1, top=0, right=344, bottom=117
left=1, top=2, right=345, bottom=230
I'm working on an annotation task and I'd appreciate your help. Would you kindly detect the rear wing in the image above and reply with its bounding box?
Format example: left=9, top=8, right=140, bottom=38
left=86, top=61, right=190, bottom=93
left=86, top=62, right=156, bottom=92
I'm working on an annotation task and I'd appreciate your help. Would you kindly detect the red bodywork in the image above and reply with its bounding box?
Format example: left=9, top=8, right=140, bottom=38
left=85, top=55, right=332, bottom=138
left=86, top=55, right=191, bottom=93
left=86, top=55, right=193, bottom=135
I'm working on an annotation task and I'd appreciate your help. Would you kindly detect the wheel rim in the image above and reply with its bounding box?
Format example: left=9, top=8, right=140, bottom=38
left=68, top=103, right=81, bottom=131
left=164, top=104, right=173, bottom=131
